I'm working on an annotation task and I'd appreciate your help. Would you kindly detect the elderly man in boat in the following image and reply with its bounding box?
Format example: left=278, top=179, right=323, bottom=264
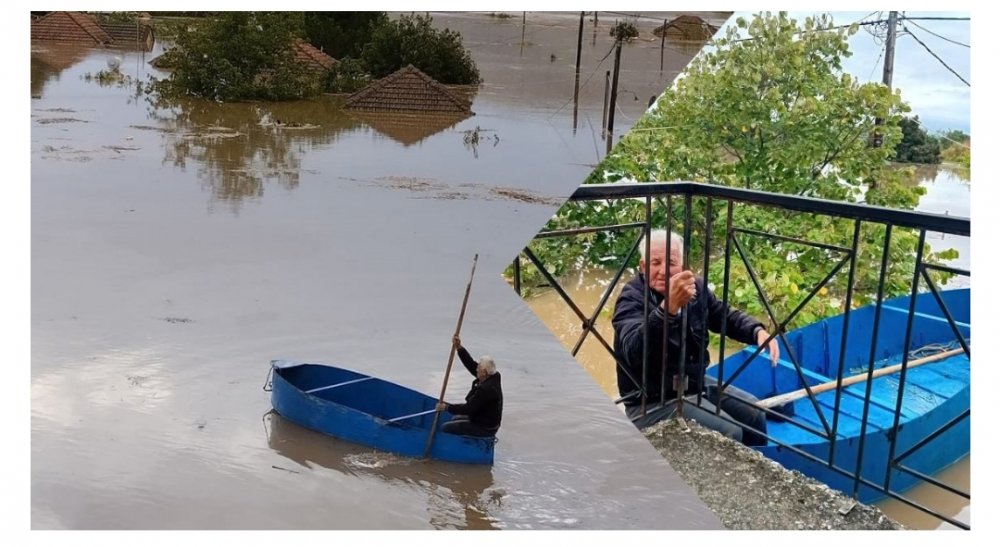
left=435, top=335, right=503, bottom=437
left=612, top=229, right=780, bottom=445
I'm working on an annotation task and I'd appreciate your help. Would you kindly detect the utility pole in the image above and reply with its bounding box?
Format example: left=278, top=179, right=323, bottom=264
left=882, top=11, right=898, bottom=90
left=602, top=70, right=610, bottom=135
left=573, top=11, right=584, bottom=132
left=660, top=18, right=667, bottom=72
left=606, top=21, right=637, bottom=153
left=872, top=11, right=898, bottom=149
left=575, top=11, right=584, bottom=76
left=607, top=39, right=622, bottom=154
left=520, top=12, right=526, bottom=56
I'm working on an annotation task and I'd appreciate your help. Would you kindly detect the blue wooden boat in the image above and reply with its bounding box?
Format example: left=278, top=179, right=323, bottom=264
left=268, top=360, right=496, bottom=465
left=708, top=288, right=969, bottom=502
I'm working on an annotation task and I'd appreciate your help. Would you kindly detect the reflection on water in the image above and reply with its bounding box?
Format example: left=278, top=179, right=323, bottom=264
left=264, top=411, right=499, bottom=530
left=524, top=268, right=624, bottom=400
left=30, top=43, right=89, bottom=98
left=899, top=163, right=971, bottom=289
left=876, top=457, right=970, bottom=530
left=32, top=11, right=726, bottom=212
left=148, top=98, right=362, bottom=208
left=347, top=110, right=475, bottom=147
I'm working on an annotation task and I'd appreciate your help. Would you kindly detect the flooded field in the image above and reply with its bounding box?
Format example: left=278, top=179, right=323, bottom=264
left=30, top=12, right=734, bottom=529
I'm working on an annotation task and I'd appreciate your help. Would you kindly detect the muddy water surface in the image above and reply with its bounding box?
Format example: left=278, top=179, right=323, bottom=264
left=31, top=12, right=732, bottom=529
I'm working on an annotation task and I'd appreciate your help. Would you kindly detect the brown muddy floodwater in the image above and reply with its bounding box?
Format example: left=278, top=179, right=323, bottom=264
left=31, top=12, right=734, bottom=529
left=523, top=165, right=971, bottom=529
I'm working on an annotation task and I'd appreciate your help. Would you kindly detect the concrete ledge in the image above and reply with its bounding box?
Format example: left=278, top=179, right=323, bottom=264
left=644, top=418, right=904, bottom=530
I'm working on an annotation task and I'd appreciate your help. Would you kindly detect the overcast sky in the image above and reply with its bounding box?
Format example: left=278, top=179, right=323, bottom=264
left=726, top=11, right=971, bottom=133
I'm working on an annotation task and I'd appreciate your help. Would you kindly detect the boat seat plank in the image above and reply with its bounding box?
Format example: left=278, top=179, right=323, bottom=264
left=882, top=304, right=970, bottom=330
left=387, top=409, right=438, bottom=423
left=305, top=376, right=374, bottom=394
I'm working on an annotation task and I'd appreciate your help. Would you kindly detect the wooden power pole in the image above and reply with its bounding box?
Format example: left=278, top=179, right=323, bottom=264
left=872, top=11, right=898, bottom=148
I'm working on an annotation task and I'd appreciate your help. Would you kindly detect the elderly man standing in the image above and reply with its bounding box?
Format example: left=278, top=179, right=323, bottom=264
left=612, top=229, right=780, bottom=445
left=436, top=335, right=503, bottom=437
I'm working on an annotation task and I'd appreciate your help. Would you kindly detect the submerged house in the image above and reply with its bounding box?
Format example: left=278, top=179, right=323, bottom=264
left=292, top=39, right=337, bottom=74
left=345, top=64, right=472, bottom=114
left=31, top=11, right=155, bottom=51
left=97, top=21, right=155, bottom=52
left=654, top=15, right=720, bottom=41
left=345, top=64, right=474, bottom=146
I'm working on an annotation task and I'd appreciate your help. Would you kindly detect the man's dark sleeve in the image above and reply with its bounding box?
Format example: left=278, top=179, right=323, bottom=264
left=447, top=388, right=496, bottom=416
left=456, top=346, right=478, bottom=376
left=612, top=283, right=673, bottom=373
left=704, top=282, right=764, bottom=345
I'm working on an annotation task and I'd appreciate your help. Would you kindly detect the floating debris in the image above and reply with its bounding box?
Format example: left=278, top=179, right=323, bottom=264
left=162, top=317, right=193, bottom=324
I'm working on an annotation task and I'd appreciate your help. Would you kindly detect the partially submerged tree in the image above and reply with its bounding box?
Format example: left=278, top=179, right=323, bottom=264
left=360, top=14, right=480, bottom=84
left=894, top=116, right=941, bottom=164
left=524, top=12, right=956, bottom=327
left=304, top=12, right=388, bottom=60
left=151, top=12, right=482, bottom=98
left=150, top=12, right=320, bottom=102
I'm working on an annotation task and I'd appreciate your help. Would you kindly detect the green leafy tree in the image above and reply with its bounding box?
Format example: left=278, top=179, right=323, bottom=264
left=894, top=116, right=941, bottom=164
left=322, top=57, right=373, bottom=93
left=304, top=12, right=388, bottom=59
left=609, top=21, right=639, bottom=41
left=360, top=14, right=480, bottom=84
left=150, top=12, right=320, bottom=102
left=520, top=12, right=957, bottom=328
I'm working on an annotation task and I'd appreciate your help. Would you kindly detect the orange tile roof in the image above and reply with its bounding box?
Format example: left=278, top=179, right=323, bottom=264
left=345, top=65, right=472, bottom=113
left=31, top=11, right=113, bottom=46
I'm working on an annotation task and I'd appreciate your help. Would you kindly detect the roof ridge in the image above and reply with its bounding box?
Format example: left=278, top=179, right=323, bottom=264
left=66, top=11, right=112, bottom=45
left=400, top=65, right=469, bottom=109
left=345, top=64, right=473, bottom=113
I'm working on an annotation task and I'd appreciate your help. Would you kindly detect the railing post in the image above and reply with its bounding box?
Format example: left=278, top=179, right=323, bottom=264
left=660, top=194, right=673, bottom=407
left=853, top=224, right=894, bottom=500
left=513, top=256, right=522, bottom=296
left=885, top=229, right=927, bottom=491
left=676, top=193, right=692, bottom=418
left=640, top=196, right=652, bottom=416
left=828, top=219, right=862, bottom=465
left=696, top=197, right=713, bottom=407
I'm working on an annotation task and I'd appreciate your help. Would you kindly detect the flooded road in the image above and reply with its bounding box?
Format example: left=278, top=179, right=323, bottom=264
left=522, top=165, right=972, bottom=529
left=30, top=12, right=731, bottom=529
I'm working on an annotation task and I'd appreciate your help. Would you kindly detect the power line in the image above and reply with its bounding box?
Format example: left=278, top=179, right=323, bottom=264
left=868, top=42, right=886, bottom=81
left=904, top=19, right=969, bottom=48
left=901, top=24, right=970, bottom=86
left=936, top=131, right=971, bottom=149
left=547, top=41, right=617, bottom=119
left=899, top=16, right=970, bottom=21
left=734, top=18, right=889, bottom=43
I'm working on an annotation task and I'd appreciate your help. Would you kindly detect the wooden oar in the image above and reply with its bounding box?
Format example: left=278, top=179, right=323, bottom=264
left=757, top=347, right=965, bottom=409
left=423, top=253, right=479, bottom=458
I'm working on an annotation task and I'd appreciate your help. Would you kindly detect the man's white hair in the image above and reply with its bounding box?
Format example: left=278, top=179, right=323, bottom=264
left=639, top=229, right=684, bottom=261
left=478, top=356, right=497, bottom=376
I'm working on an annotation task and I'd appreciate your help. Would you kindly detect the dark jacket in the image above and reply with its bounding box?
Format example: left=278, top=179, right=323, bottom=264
left=447, top=346, right=503, bottom=430
left=612, top=273, right=763, bottom=406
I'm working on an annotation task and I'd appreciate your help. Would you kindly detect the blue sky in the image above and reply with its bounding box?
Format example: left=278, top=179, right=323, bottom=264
left=728, top=11, right=971, bottom=133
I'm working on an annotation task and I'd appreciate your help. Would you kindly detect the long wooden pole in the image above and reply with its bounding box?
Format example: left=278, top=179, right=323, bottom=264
left=757, top=347, right=964, bottom=409
left=423, top=254, right=479, bottom=458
